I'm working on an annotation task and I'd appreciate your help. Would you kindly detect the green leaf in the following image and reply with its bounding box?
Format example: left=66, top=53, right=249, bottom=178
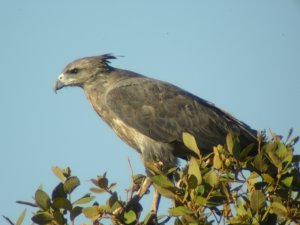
left=207, top=194, right=226, bottom=207
left=253, top=153, right=268, bottom=173
left=91, top=178, right=98, bottom=186
left=151, top=174, right=178, bottom=198
left=248, top=171, right=260, bottom=180
left=182, top=132, right=201, bottom=157
left=195, top=196, right=207, bottom=206
left=276, top=143, right=288, bottom=160
left=240, top=143, right=255, bottom=161
left=35, top=189, right=51, bottom=211
left=52, top=182, right=67, bottom=199
left=73, top=194, right=95, bottom=205
left=236, top=199, right=247, bottom=216
left=53, top=211, right=65, bottom=225
left=271, top=202, right=287, bottom=217
left=90, top=187, right=106, bottom=194
left=52, top=197, right=72, bottom=210
left=250, top=190, right=265, bottom=211
left=70, top=206, right=82, bottom=221
left=145, top=162, right=163, bottom=175
left=124, top=210, right=136, bottom=224
left=151, top=175, right=174, bottom=189
left=106, top=192, right=122, bottom=212
left=52, top=166, right=66, bottom=182
left=168, top=206, right=193, bottom=216
left=264, top=143, right=283, bottom=168
left=31, top=212, right=54, bottom=225
left=133, top=174, right=146, bottom=185
left=151, top=178, right=178, bottom=199
left=213, top=147, right=222, bottom=169
left=108, top=182, right=117, bottom=191
left=63, top=167, right=72, bottom=178
left=64, top=176, right=80, bottom=194
left=195, top=185, right=205, bottom=196
left=97, top=177, right=108, bottom=189
left=267, top=150, right=282, bottom=169
left=188, top=157, right=202, bottom=184
left=221, top=182, right=231, bottom=200
left=226, top=133, right=241, bottom=159
left=152, top=185, right=177, bottom=199
left=16, top=209, right=26, bottom=225
left=82, top=206, right=99, bottom=219
left=205, top=170, right=219, bottom=187
left=291, top=136, right=299, bottom=145
left=229, top=217, right=243, bottom=224
left=169, top=206, right=197, bottom=223
left=187, top=175, right=198, bottom=189
left=226, top=133, right=234, bottom=154
left=281, top=176, right=293, bottom=188
left=264, top=142, right=277, bottom=152
left=262, top=173, right=274, bottom=184
left=282, top=153, right=293, bottom=166
left=286, top=128, right=293, bottom=142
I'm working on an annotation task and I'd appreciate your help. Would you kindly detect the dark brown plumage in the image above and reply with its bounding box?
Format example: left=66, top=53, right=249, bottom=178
left=54, top=54, right=258, bottom=167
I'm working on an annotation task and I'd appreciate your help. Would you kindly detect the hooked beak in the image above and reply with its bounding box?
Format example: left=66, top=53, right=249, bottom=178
left=53, top=73, right=66, bottom=93
left=53, top=80, right=65, bottom=93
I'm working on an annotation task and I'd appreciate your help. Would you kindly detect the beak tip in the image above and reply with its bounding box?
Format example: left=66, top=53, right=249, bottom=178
left=53, top=83, right=58, bottom=94
left=53, top=80, right=64, bottom=93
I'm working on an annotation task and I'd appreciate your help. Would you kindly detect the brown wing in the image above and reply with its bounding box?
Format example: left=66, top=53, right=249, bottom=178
left=105, top=77, right=257, bottom=152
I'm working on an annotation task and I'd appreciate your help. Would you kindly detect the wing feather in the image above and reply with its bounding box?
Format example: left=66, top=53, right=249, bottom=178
left=105, top=77, right=257, bottom=151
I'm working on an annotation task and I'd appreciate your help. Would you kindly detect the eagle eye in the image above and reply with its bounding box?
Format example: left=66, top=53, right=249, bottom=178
left=69, top=68, right=79, bottom=74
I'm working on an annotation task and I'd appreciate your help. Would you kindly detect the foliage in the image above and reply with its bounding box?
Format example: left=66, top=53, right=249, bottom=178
left=4, top=130, right=300, bottom=225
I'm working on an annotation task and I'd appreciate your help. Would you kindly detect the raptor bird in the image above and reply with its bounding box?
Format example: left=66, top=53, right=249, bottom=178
left=54, top=54, right=258, bottom=211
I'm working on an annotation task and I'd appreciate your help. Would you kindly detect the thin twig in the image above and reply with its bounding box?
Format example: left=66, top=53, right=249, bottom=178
left=127, top=157, right=135, bottom=202
left=16, top=200, right=37, bottom=207
left=2, top=215, right=14, bottom=225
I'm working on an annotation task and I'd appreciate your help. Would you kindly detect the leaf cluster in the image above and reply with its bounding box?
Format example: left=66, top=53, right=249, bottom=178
left=5, top=130, right=300, bottom=225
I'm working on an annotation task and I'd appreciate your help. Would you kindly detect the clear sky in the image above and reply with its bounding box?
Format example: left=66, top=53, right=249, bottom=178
left=0, top=1, right=299, bottom=224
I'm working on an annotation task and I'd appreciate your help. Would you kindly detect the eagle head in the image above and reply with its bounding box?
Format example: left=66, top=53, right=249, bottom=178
left=53, top=54, right=116, bottom=93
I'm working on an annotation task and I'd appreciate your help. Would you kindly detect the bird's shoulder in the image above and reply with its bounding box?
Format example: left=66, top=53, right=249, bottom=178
left=104, top=75, right=215, bottom=143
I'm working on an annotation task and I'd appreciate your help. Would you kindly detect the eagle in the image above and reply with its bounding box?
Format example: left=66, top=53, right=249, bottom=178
left=54, top=54, right=258, bottom=211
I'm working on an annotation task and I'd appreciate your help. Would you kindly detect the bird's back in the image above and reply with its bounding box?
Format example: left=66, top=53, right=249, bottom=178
left=102, top=71, right=258, bottom=157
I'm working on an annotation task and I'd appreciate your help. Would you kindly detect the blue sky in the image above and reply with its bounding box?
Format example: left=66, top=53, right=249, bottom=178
left=1, top=1, right=299, bottom=224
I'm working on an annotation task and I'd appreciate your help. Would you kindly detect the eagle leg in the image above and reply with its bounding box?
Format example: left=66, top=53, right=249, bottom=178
left=137, top=176, right=152, bottom=198
left=151, top=189, right=161, bottom=213
left=136, top=176, right=161, bottom=213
